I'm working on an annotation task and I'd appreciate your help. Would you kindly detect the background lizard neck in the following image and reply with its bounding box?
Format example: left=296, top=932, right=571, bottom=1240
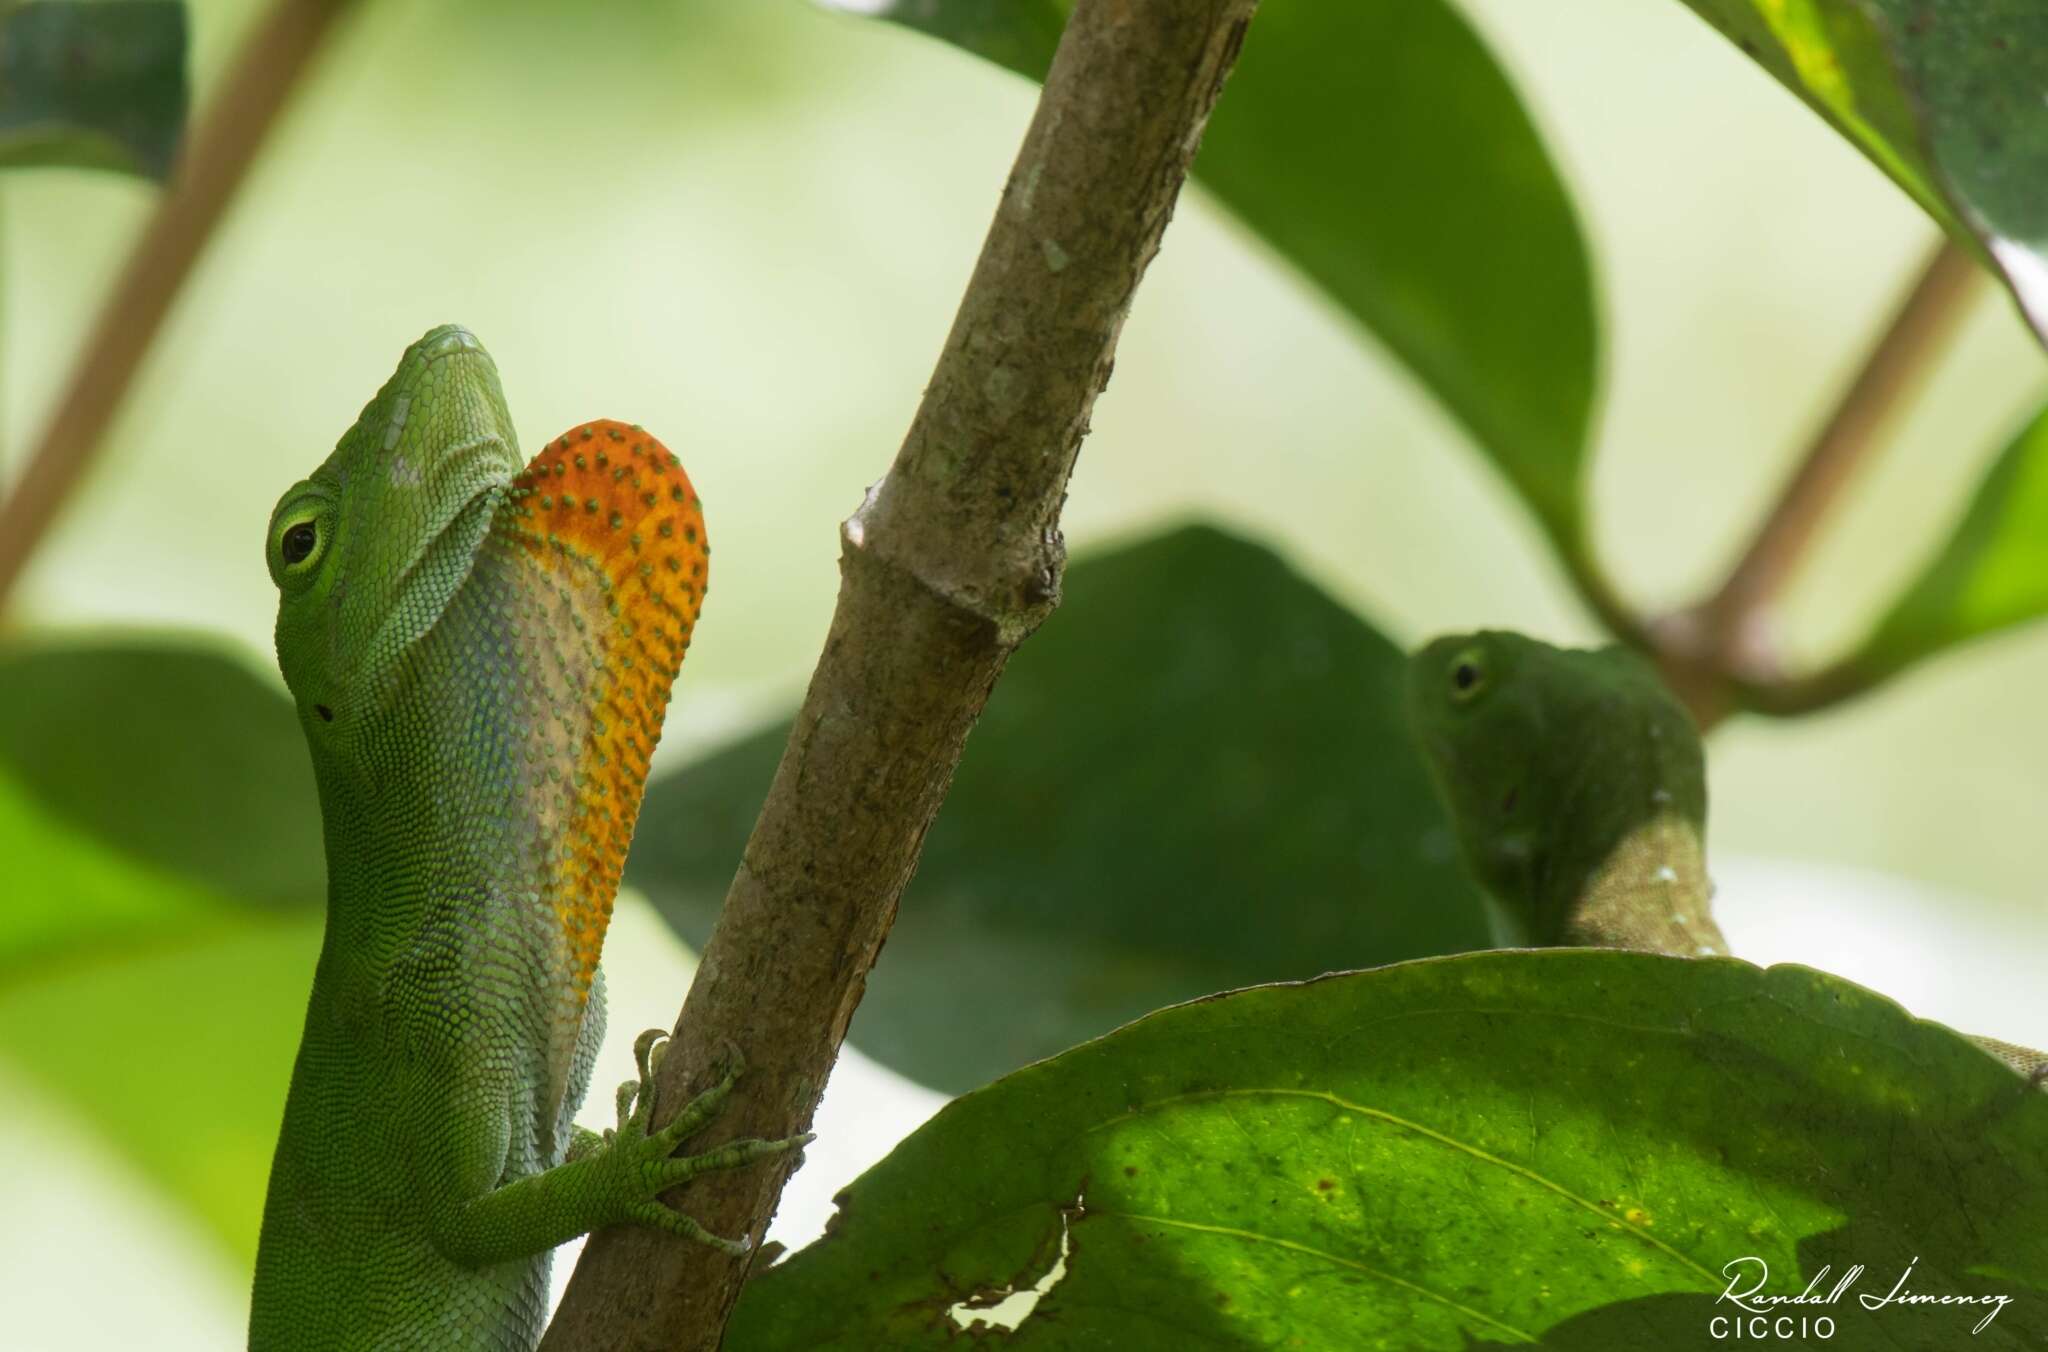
left=1555, top=812, right=1728, bottom=956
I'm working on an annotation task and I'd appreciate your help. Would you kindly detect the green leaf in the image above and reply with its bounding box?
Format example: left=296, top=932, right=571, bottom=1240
left=0, top=914, right=320, bottom=1260
left=1678, top=0, right=2048, bottom=343
left=0, top=762, right=227, bottom=974
left=634, top=525, right=1490, bottom=1093
left=824, top=0, right=1599, bottom=548
left=0, top=1, right=187, bottom=178
left=0, top=636, right=322, bottom=1257
left=0, top=637, right=324, bottom=943
left=731, top=951, right=2048, bottom=1350
left=1846, top=401, right=2048, bottom=682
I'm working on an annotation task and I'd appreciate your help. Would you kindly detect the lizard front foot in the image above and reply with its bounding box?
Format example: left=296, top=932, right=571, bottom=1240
left=586, top=1029, right=813, bottom=1257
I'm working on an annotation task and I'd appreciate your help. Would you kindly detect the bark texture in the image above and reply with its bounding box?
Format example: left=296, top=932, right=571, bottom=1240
left=540, top=2, right=1259, bottom=1348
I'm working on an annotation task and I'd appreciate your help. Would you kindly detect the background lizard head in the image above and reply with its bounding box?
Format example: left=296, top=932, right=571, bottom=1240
left=263, top=324, right=521, bottom=736
left=1406, top=630, right=1706, bottom=941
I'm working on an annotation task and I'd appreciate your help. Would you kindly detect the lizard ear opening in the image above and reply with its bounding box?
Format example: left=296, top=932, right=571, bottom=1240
left=1448, top=645, right=1489, bottom=704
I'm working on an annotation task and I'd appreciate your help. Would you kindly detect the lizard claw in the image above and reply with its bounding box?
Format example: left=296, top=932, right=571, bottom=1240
left=626, top=1202, right=753, bottom=1259
left=593, top=1036, right=813, bottom=1256
left=613, top=1028, right=670, bottom=1134
left=634, top=1027, right=668, bottom=1082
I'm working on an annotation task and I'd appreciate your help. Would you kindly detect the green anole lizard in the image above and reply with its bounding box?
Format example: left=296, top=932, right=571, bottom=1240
left=1408, top=628, right=2046, bottom=1081
left=248, top=325, right=804, bottom=1350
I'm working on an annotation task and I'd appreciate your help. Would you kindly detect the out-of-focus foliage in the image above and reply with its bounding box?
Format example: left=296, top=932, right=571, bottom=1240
left=732, top=951, right=2048, bottom=1350
left=0, top=915, right=318, bottom=1259
left=1679, top=0, right=2048, bottom=344
left=0, top=640, right=317, bottom=1257
left=0, top=0, right=187, bottom=178
left=637, top=525, right=1490, bottom=1092
left=0, top=642, right=321, bottom=935
left=1851, top=401, right=2048, bottom=682
left=826, top=0, right=1601, bottom=553
left=849, top=0, right=2048, bottom=699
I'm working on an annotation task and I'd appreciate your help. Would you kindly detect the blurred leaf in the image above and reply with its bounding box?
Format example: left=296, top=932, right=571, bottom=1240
left=635, top=524, right=1489, bottom=1093
left=0, top=0, right=188, bottom=178
left=0, top=915, right=319, bottom=1260
left=0, top=763, right=225, bottom=974
left=0, top=638, right=324, bottom=928
left=731, top=951, right=2048, bottom=1350
left=1850, top=401, right=2048, bottom=681
left=0, top=636, right=321, bottom=1258
left=1679, top=0, right=2048, bottom=343
left=824, top=0, right=1599, bottom=548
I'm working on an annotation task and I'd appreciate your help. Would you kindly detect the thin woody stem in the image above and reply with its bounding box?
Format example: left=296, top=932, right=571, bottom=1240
left=1696, top=236, right=1979, bottom=667
left=0, top=0, right=353, bottom=609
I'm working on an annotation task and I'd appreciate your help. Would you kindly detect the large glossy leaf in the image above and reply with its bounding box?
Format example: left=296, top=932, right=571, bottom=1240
left=636, top=524, right=1490, bottom=1093
left=731, top=950, right=2048, bottom=1350
left=1840, top=400, right=2048, bottom=684
left=0, top=1, right=187, bottom=179
left=0, top=638, right=323, bottom=943
left=1679, top=0, right=2048, bottom=343
left=824, top=0, right=1599, bottom=548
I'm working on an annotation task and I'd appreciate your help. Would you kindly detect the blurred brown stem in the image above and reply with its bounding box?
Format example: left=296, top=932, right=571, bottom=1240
left=0, top=0, right=353, bottom=610
left=1675, top=237, right=1977, bottom=705
left=539, top=2, right=1257, bottom=1349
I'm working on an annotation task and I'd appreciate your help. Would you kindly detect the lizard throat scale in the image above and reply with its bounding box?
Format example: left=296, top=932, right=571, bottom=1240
left=502, top=417, right=707, bottom=1008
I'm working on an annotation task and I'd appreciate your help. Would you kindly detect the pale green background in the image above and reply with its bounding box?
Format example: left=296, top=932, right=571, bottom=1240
left=2, top=0, right=2045, bottom=1344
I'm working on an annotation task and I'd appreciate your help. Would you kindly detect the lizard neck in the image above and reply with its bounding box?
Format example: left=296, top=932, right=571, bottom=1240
left=1554, top=812, right=1728, bottom=956
left=305, top=424, right=703, bottom=1104
left=309, top=524, right=594, bottom=1010
left=1507, top=668, right=1728, bottom=959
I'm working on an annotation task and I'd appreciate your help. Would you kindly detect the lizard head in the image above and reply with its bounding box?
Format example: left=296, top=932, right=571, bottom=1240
left=1406, top=630, right=1706, bottom=942
left=264, top=324, right=521, bottom=734
left=262, top=325, right=708, bottom=1019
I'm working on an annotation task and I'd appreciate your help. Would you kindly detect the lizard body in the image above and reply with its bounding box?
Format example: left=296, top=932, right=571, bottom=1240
left=1409, top=629, right=2044, bottom=1082
left=249, top=326, right=797, bottom=1350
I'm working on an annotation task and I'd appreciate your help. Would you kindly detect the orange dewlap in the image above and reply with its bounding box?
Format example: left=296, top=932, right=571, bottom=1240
left=501, top=419, right=707, bottom=1001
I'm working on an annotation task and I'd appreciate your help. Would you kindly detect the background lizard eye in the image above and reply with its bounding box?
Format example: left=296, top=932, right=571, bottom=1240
left=1448, top=647, right=1487, bottom=701
left=281, top=521, right=319, bottom=566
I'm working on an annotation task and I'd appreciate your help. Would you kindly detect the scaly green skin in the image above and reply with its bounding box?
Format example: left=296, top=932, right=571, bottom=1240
left=1407, top=631, right=1729, bottom=956
left=249, top=326, right=800, bottom=1350
left=1410, top=629, right=2047, bottom=1083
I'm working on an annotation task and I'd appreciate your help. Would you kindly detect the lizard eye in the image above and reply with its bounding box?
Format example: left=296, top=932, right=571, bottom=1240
left=267, top=485, right=336, bottom=589
left=1448, top=646, right=1488, bottom=703
left=281, top=521, right=318, bottom=565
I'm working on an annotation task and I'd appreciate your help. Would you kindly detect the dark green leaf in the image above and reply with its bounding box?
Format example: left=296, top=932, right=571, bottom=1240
left=0, top=915, right=319, bottom=1259
left=824, top=0, right=1599, bottom=548
left=0, top=636, right=324, bottom=1260
left=635, top=525, right=1489, bottom=1093
left=1679, top=0, right=2048, bottom=343
left=0, top=1, right=186, bottom=178
left=0, top=761, right=229, bottom=974
left=731, top=951, right=2048, bottom=1350
left=1848, top=401, right=2048, bottom=681
left=0, top=638, right=323, bottom=956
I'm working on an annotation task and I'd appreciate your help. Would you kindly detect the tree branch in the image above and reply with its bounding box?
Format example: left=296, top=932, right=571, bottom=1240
left=1662, top=236, right=1978, bottom=715
left=540, top=3, right=1257, bottom=1348
left=0, top=0, right=352, bottom=609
